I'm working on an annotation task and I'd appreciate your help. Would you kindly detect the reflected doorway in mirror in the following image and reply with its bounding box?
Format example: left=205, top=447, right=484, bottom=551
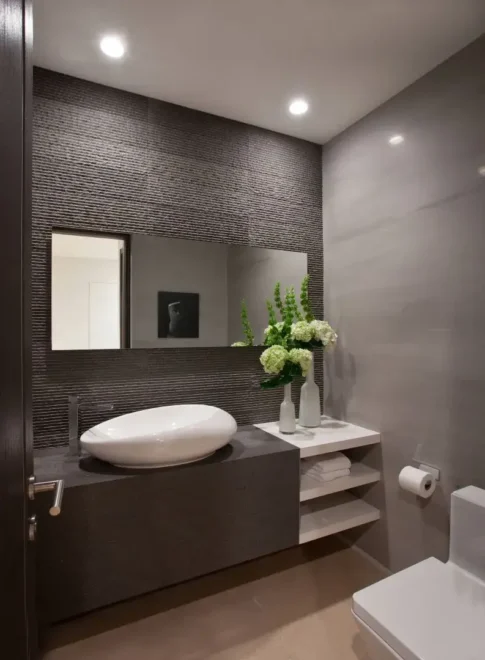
left=157, top=291, right=200, bottom=339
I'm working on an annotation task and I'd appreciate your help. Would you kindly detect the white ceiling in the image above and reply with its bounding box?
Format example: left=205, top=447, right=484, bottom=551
left=52, top=233, right=122, bottom=260
left=33, top=0, right=485, bottom=144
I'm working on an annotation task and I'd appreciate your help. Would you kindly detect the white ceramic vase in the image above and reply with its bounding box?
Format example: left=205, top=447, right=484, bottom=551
left=299, top=358, right=321, bottom=428
left=279, top=383, right=296, bottom=434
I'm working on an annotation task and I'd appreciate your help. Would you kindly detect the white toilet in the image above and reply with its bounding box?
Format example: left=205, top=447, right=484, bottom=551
left=352, top=486, right=485, bottom=660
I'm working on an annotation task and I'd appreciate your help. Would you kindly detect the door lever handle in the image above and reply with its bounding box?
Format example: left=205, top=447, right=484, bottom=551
left=28, top=477, right=64, bottom=516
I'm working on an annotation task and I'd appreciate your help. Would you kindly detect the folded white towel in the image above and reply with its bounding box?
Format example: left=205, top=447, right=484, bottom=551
left=307, top=468, right=350, bottom=483
left=301, top=451, right=351, bottom=474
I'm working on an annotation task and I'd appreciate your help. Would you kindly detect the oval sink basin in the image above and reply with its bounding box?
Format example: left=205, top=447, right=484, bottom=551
left=80, top=404, right=237, bottom=469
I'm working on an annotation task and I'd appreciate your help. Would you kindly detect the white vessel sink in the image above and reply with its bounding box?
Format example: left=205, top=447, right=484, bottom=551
left=80, top=404, right=237, bottom=469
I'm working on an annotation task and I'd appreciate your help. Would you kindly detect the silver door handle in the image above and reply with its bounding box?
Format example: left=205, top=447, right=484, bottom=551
left=28, top=477, right=64, bottom=516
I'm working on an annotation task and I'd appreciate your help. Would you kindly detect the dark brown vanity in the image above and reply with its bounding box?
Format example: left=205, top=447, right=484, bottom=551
left=35, top=426, right=300, bottom=624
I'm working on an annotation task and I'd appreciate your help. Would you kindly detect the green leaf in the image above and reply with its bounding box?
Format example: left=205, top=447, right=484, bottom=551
left=259, top=358, right=302, bottom=389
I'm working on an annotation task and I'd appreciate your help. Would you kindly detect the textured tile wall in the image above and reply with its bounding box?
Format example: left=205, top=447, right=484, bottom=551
left=33, top=68, right=323, bottom=449
left=323, top=35, right=485, bottom=571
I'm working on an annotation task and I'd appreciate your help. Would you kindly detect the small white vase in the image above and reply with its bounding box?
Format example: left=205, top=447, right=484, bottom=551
left=299, top=358, right=321, bottom=428
left=279, top=383, right=296, bottom=434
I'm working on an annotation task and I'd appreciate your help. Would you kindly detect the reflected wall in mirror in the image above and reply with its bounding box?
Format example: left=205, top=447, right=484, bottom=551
left=51, top=231, right=127, bottom=350
left=51, top=231, right=307, bottom=350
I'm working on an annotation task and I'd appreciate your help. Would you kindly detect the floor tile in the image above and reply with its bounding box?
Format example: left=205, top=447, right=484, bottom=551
left=42, top=539, right=383, bottom=660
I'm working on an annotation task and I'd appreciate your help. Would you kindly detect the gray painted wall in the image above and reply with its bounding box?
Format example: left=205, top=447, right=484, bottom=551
left=33, top=68, right=322, bottom=449
left=323, top=35, right=485, bottom=571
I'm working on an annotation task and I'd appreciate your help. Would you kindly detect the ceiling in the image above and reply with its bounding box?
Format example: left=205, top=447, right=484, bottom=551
left=33, top=0, right=485, bottom=144
left=52, top=233, right=122, bottom=260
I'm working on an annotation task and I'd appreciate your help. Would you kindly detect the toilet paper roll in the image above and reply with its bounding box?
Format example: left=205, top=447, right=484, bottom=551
left=399, top=466, right=436, bottom=499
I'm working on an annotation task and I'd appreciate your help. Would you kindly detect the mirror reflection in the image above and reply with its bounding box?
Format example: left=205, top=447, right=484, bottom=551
left=51, top=231, right=307, bottom=350
left=51, top=232, right=126, bottom=350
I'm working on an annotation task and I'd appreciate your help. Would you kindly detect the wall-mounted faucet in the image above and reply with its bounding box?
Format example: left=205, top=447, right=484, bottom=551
left=68, top=395, right=114, bottom=456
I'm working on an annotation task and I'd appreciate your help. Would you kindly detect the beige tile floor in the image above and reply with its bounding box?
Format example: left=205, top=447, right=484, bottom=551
left=42, top=538, right=385, bottom=660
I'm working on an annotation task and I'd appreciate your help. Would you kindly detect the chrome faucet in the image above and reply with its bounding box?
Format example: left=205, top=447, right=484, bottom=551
left=68, top=395, right=114, bottom=456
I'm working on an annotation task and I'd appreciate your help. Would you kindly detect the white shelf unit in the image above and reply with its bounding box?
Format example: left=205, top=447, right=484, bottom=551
left=256, top=416, right=381, bottom=543
left=299, top=493, right=380, bottom=544
left=300, top=462, right=380, bottom=502
left=256, top=416, right=380, bottom=459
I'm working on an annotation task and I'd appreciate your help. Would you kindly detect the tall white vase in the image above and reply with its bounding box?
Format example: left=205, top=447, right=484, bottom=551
left=299, top=358, right=321, bottom=428
left=279, top=383, right=296, bottom=434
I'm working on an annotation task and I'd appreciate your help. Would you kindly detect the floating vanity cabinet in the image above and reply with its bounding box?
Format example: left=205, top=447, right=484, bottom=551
left=35, top=426, right=300, bottom=623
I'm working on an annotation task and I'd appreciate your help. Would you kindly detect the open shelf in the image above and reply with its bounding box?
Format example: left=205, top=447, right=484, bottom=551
left=299, top=492, right=380, bottom=545
left=256, top=416, right=381, bottom=543
left=256, top=416, right=380, bottom=458
left=300, top=463, right=380, bottom=502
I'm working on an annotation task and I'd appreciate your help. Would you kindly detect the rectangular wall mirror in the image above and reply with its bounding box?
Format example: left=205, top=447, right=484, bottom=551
left=51, top=230, right=308, bottom=351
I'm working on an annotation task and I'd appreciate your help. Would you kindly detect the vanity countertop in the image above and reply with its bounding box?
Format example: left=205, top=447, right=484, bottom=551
left=34, top=424, right=296, bottom=488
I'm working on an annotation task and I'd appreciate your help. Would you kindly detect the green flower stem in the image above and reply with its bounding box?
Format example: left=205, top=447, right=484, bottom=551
left=300, top=274, right=314, bottom=322
left=241, top=300, right=255, bottom=346
left=274, top=282, right=284, bottom=318
left=266, top=299, right=278, bottom=326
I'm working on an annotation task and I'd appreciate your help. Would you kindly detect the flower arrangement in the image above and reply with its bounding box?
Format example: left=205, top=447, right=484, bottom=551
left=259, top=275, right=337, bottom=389
left=231, top=275, right=337, bottom=390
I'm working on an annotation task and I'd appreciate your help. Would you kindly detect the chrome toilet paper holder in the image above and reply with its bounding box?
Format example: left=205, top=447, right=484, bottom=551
left=417, top=463, right=440, bottom=482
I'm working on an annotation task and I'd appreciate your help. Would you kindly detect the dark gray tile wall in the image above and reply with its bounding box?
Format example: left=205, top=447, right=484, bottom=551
left=323, top=35, right=485, bottom=571
left=33, top=68, right=323, bottom=449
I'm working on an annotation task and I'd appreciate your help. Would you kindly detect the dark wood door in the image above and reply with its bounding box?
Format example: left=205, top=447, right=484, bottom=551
left=0, top=0, right=36, bottom=657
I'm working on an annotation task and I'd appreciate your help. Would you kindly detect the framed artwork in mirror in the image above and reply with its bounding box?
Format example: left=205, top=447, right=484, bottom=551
left=157, top=291, right=200, bottom=339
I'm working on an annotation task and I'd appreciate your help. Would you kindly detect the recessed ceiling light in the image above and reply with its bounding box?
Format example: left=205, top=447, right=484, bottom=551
left=478, top=166, right=485, bottom=177
left=100, top=35, right=125, bottom=59
left=388, top=134, right=404, bottom=146
left=289, top=98, right=309, bottom=116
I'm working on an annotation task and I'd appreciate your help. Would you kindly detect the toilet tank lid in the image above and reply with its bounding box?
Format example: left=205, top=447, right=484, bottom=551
left=453, top=485, right=485, bottom=506
left=353, top=557, right=485, bottom=660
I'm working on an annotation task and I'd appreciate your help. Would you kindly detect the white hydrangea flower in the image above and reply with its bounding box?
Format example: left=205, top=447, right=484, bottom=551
left=264, top=321, right=285, bottom=337
left=288, top=348, right=313, bottom=376
left=310, top=320, right=338, bottom=346
left=260, top=345, right=289, bottom=374
left=290, top=321, right=313, bottom=342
